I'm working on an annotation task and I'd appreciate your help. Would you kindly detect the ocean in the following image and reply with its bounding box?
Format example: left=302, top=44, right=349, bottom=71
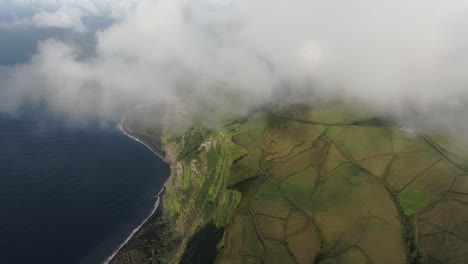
left=0, top=10, right=169, bottom=264
left=0, top=107, right=169, bottom=264
left=0, top=11, right=169, bottom=264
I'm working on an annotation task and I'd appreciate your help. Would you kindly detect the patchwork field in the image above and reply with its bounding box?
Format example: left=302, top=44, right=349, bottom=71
left=217, top=105, right=468, bottom=264
left=115, top=104, right=468, bottom=264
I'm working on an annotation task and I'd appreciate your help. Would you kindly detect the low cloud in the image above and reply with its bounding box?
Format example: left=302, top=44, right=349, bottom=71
left=1, top=0, right=468, bottom=132
left=0, top=0, right=137, bottom=32
left=0, top=6, right=87, bottom=32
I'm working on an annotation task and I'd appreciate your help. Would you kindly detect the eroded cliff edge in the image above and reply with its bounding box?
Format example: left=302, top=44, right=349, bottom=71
left=113, top=104, right=468, bottom=264
left=112, top=105, right=242, bottom=263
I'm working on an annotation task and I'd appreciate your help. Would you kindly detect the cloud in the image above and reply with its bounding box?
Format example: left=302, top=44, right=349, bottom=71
left=0, top=6, right=87, bottom=32
left=0, top=0, right=137, bottom=32
left=1, top=0, right=468, bottom=131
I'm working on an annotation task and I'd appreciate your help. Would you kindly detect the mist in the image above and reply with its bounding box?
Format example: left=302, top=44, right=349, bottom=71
left=1, top=0, right=468, bottom=132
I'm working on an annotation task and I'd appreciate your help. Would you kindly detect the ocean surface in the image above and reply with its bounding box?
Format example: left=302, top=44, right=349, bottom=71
left=0, top=107, right=169, bottom=264
left=0, top=10, right=165, bottom=264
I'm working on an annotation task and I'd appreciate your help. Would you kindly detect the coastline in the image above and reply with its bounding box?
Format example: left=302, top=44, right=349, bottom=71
left=103, top=187, right=165, bottom=264
left=104, top=114, right=168, bottom=264
left=118, top=113, right=166, bottom=160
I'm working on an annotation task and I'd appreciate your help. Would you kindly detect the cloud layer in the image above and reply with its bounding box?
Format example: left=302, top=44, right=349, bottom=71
left=1, top=0, right=468, bottom=131
left=0, top=0, right=136, bottom=32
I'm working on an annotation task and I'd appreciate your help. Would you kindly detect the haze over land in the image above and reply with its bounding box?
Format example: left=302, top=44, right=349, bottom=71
left=1, top=0, right=468, bottom=133
left=3, top=2, right=468, bottom=263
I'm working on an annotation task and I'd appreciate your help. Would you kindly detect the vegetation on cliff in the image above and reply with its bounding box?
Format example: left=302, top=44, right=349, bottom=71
left=114, top=104, right=468, bottom=264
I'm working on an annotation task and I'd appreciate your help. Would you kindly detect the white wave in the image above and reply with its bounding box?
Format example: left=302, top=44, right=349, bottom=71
left=103, top=110, right=166, bottom=264
left=103, top=187, right=165, bottom=264
left=117, top=113, right=165, bottom=160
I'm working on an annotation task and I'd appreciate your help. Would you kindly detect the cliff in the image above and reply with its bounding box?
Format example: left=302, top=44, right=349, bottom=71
left=112, top=105, right=243, bottom=263
left=113, top=104, right=468, bottom=264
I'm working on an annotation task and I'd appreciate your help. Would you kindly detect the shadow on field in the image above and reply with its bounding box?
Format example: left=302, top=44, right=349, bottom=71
left=180, top=224, right=225, bottom=264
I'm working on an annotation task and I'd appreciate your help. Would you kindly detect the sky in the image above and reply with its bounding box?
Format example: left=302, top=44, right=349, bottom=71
left=1, top=0, right=468, bottom=133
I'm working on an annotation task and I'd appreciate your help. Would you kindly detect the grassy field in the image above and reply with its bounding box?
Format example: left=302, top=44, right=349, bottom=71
left=114, top=103, right=468, bottom=264
left=215, top=104, right=468, bottom=263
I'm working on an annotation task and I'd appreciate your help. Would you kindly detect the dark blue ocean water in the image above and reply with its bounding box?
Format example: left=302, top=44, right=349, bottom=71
left=0, top=108, right=169, bottom=264
left=0, top=10, right=168, bottom=264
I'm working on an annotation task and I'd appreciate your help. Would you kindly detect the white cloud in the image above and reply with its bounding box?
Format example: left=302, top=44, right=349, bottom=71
left=34, top=6, right=87, bottom=32
left=2, top=0, right=468, bottom=132
left=0, top=0, right=137, bottom=32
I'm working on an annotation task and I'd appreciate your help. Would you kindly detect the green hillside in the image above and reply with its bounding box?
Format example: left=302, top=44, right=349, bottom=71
left=113, top=104, right=468, bottom=264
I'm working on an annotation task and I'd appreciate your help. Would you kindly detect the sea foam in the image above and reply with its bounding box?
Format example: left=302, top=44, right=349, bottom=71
left=103, top=187, right=164, bottom=264
left=103, top=114, right=165, bottom=264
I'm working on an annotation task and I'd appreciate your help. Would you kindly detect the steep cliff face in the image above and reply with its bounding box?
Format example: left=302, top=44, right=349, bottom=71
left=113, top=107, right=244, bottom=263
left=114, top=104, right=468, bottom=264
left=161, top=122, right=242, bottom=262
